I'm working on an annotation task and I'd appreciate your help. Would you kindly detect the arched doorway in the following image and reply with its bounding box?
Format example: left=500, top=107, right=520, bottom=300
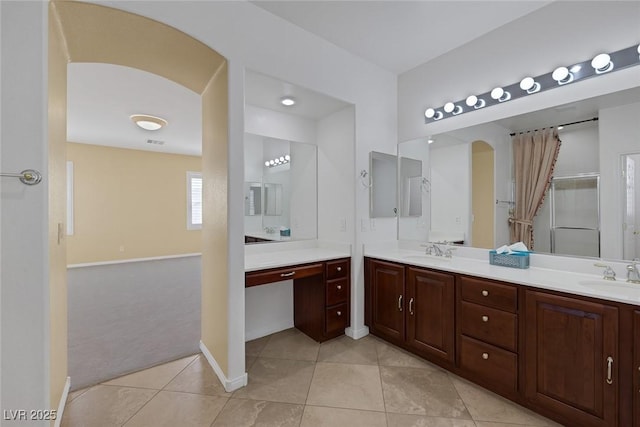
left=48, top=0, right=230, bottom=409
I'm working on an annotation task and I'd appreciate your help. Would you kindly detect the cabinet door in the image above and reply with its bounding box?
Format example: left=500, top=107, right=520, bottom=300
left=406, top=267, right=455, bottom=363
left=525, top=290, right=618, bottom=427
left=369, top=260, right=405, bottom=344
left=635, top=310, right=640, bottom=427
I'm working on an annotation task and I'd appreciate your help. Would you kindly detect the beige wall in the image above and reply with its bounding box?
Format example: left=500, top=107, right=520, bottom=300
left=201, top=63, right=229, bottom=374
left=66, top=142, right=202, bottom=264
left=472, top=141, right=495, bottom=249
left=49, top=2, right=69, bottom=414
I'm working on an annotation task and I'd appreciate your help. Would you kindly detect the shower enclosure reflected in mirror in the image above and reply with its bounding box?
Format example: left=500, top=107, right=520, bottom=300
left=399, top=157, right=424, bottom=217
left=244, top=182, right=262, bottom=216
left=623, top=152, right=640, bottom=260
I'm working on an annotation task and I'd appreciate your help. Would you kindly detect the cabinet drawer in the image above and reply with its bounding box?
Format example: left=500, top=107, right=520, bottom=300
left=460, top=301, right=517, bottom=351
left=460, top=276, right=517, bottom=313
left=326, top=277, right=349, bottom=306
left=246, top=263, right=323, bottom=287
left=326, top=259, right=349, bottom=280
left=326, top=303, right=348, bottom=334
left=460, top=335, right=517, bottom=392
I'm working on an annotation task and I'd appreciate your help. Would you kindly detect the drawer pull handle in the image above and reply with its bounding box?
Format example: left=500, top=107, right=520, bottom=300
left=481, top=315, right=489, bottom=322
left=337, top=285, right=342, bottom=290
left=482, top=353, right=489, bottom=360
left=398, top=295, right=403, bottom=312
left=280, top=271, right=296, bottom=277
left=409, top=298, right=414, bottom=315
left=606, top=356, right=614, bottom=385
left=337, top=266, right=342, bottom=272
left=337, top=311, right=342, bottom=316
left=481, top=290, right=489, bottom=297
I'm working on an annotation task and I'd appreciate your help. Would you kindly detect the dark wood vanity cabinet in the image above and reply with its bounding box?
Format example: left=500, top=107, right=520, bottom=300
left=457, top=276, right=519, bottom=394
left=246, top=257, right=350, bottom=343
left=365, top=258, right=455, bottom=365
left=634, top=310, right=640, bottom=427
left=524, top=290, right=619, bottom=427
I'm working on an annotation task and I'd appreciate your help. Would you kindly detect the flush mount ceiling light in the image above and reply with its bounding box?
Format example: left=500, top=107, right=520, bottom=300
left=280, top=96, right=296, bottom=106
left=130, top=114, right=167, bottom=131
left=423, top=44, right=640, bottom=124
left=591, top=53, right=613, bottom=73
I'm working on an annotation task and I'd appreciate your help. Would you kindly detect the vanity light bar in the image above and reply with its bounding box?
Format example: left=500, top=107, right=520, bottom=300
left=264, top=154, right=291, bottom=168
left=424, top=44, right=640, bottom=124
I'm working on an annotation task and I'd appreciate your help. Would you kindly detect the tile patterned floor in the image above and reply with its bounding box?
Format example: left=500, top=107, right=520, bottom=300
left=62, top=329, right=563, bottom=427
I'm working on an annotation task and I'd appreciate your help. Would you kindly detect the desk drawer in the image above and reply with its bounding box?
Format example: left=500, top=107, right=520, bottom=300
left=326, top=303, right=348, bottom=334
left=326, top=259, right=349, bottom=280
left=460, top=335, right=517, bottom=392
left=246, top=263, right=323, bottom=287
left=460, top=301, right=517, bottom=351
left=326, top=277, right=349, bottom=306
left=460, top=276, right=517, bottom=313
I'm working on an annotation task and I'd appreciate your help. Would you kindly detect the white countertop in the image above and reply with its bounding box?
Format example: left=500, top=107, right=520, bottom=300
left=245, top=240, right=351, bottom=272
left=365, top=243, right=640, bottom=307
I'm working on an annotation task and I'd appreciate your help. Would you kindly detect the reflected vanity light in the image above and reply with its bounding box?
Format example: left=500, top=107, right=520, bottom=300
left=423, top=44, right=640, bottom=123
left=265, top=155, right=290, bottom=168
left=280, top=96, right=296, bottom=106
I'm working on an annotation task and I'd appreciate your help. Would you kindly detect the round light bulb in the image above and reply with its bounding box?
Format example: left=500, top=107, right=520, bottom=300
left=424, top=108, right=435, bottom=119
left=279, top=156, right=284, bottom=162
left=264, top=161, right=270, bottom=167
left=280, top=97, right=295, bottom=106
left=552, top=66, right=570, bottom=82
left=591, top=53, right=611, bottom=72
left=520, top=77, right=534, bottom=91
left=285, top=155, right=290, bottom=161
left=444, top=102, right=455, bottom=113
left=269, top=160, right=275, bottom=165
left=490, top=87, right=504, bottom=100
left=465, top=95, right=478, bottom=107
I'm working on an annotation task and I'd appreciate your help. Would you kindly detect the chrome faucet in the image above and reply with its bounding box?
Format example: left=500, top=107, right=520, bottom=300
left=594, top=263, right=616, bottom=281
left=627, top=259, right=640, bottom=284
left=424, top=243, right=443, bottom=256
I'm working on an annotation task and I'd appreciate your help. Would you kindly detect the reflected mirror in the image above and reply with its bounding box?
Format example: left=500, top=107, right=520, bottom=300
left=399, top=157, right=424, bottom=217
left=244, top=182, right=262, bottom=216
left=399, top=86, right=640, bottom=262
left=370, top=151, right=397, bottom=218
left=264, top=183, right=283, bottom=216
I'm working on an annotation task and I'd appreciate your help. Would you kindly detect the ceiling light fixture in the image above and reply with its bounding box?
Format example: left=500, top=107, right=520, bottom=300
left=280, top=96, right=296, bottom=106
left=130, top=114, right=167, bottom=131
left=423, top=44, right=640, bottom=124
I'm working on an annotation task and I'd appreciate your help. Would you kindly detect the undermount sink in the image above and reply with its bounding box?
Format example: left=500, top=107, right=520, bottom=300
left=578, top=279, right=640, bottom=295
left=402, top=254, right=452, bottom=262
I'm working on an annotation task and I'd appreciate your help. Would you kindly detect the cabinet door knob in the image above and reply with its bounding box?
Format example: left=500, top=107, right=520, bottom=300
left=337, top=266, right=342, bottom=272
left=482, top=353, right=489, bottom=360
left=337, top=285, right=342, bottom=290
left=337, top=311, right=342, bottom=316
left=481, top=290, right=489, bottom=297
left=481, top=315, right=489, bottom=322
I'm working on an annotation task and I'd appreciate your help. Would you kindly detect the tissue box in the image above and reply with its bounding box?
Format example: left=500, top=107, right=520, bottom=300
left=489, top=250, right=530, bottom=269
left=279, top=228, right=290, bottom=237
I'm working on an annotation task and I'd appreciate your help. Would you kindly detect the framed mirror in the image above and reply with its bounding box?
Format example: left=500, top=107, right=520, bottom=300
left=369, top=151, right=397, bottom=218
left=244, top=182, right=262, bottom=216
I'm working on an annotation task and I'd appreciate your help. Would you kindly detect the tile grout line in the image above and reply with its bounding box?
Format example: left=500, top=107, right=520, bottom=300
left=118, top=388, right=162, bottom=427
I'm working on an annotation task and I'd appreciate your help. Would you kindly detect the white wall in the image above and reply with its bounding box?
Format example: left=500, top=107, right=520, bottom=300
left=1, top=1, right=50, bottom=417
left=600, top=101, right=640, bottom=260
left=399, top=1, right=640, bottom=142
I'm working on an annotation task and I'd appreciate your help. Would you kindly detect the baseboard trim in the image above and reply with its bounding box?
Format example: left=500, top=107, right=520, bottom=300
left=345, top=325, right=369, bottom=340
left=54, top=376, right=71, bottom=427
left=199, top=341, right=247, bottom=392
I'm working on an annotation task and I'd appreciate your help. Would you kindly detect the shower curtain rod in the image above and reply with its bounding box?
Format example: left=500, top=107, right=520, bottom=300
left=509, top=117, right=598, bottom=136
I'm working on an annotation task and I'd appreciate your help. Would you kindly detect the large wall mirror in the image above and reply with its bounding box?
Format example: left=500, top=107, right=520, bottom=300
left=399, top=86, right=640, bottom=262
left=244, top=133, right=317, bottom=243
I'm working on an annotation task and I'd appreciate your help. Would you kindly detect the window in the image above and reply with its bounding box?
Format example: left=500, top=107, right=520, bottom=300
left=187, top=171, right=202, bottom=229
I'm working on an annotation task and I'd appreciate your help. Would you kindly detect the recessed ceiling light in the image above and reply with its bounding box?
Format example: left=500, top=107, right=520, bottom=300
left=280, top=96, right=296, bottom=106
left=130, top=114, right=167, bottom=131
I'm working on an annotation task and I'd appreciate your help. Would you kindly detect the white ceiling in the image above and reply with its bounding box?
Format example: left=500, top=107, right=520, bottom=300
left=251, top=1, right=552, bottom=74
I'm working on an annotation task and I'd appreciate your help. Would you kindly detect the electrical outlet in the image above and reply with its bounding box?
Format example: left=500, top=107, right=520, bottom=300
left=370, top=218, right=376, bottom=231
left=339, top=218, right=347, bottom=232
left=455, top=217, right=461, bottom=224
left=119, top=245, right=125, bottom=252
left=360, top=219, right=367, bottom=232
